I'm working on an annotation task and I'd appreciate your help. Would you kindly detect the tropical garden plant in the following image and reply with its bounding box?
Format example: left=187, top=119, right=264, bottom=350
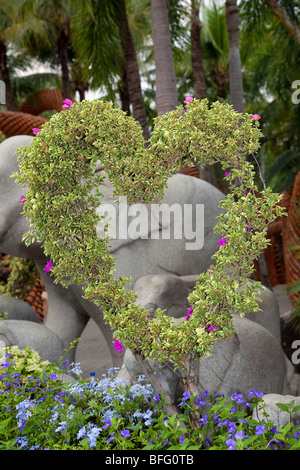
left=1, top=345, right=300, bottom=450
left=10, top=96, right=287, bottom=420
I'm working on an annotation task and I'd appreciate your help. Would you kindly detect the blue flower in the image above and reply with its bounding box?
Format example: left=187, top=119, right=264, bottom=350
left=255, top=425, right=265, bottom=436
left=55, top=421, right=68, bottom=433
left=152, top=394, right=160, bottom=403
left=195, top=397, right=206, bottom=406
left=226, top=438, right=236, bottom=450
left=235, top=430, right=248, bottom=440
left=248, top=388, right=263, bottom=398
left=121, top=429, right=130, bottom=438
left=106, top=432, right=115, bottom=444
left=103, top=419, right=111, bottom=430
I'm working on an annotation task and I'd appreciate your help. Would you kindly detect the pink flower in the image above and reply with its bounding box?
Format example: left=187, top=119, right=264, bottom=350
left=208, top=268, right=214, bottom=272
left=182, top=109, right=186, bottom=113
left=43, top=259, right=53, bottom=273
left=186, top=306, right=193, bottom=321
left=32, top=128, right=40, bottom=135
left=19, top=195, right=27, bottom=203
left=62, top=98, right=73, bottom=110
left=113, top=338, right=123, bottom=354
left=207, top=324, right=219, bottom=332
left=184, top=96, right=193, bottom=104
left=217, top=237, right=227, bottom=246
left=225, top=171, right=230, bottom=177
left=251, top=114, right=261, bottom=120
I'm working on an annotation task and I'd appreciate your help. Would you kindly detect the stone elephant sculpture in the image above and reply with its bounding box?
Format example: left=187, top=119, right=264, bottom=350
left=120, top=272, right=294, bottom=398
left=0, top=135, right=225, bottom=365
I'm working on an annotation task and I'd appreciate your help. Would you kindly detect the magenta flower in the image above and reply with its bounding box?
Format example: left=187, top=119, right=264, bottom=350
left=182, top=109, right=186, bottom=113
left=208, top=268, right=214, bottom=272
left=43, top=259, right=53, bottom=273
left=251, top=114, right=261, bottom=120
left=113, top=338, right=123, bottom=354
left=19, top=195, right=27, bottom=203
left=217, top=237, right=227, bottom=246
left=184, top=96, right=193, bottom=104
left=62, top=98, right=73, bottom=110
left=186, top=306, right=193, bottom=321
left=246, top=226, right=253, bottom=232
left=207, top=324, right=219, bottom=332
left=32, top=128, right=40, bottom=135
left=225, top=171, right=230, bottom=177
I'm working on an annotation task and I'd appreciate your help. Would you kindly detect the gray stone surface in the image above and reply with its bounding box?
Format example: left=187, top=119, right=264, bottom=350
left=0, top=294, right=40, bottom=323
left=122, top=314, right=289, bottom=402
left=0, top=319, right=65, bottom=363
left=253, top=393, right=300, bottom=428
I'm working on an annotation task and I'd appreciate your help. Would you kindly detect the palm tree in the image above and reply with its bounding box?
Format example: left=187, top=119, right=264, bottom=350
left=265, top=0, right=300, bottom=46
left=225, top=0, right=244, bottom=112
left=151, top=0, right=178, bottom=115
left=71, top=0, right=150, bottom=140
left=190, top=0, right=207, bottom=100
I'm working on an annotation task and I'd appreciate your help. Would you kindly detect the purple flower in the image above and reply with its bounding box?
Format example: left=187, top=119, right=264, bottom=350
left=248, top=388, right=264, bottom=398
left=19, top=195, right=27, bottom=203
left=32, top=128, right=40, bottom=135
left=226, top=438, right=236, bottom=450
left=103, top=419, right=111, bottom=430
left=113, top=338, right=123, bottom=354
left=183, top=391, right=191, bottom=401
left=235, top=430, right=248, bottom=440
left=195, top=397, right=206, bottom=406
left=230, top=391, right=244, bottom=404
left=217, top=237, right=227, bottom=246
left=255, top=425, right=265, bottom=436
left=162, top=438, right=168, bottom=447
left=106, top=432, right=115, bottom=444
left=43, top=260, right=53, bottom=273
left=121, top=429, right=130, bottom=438
left=62, top=98, right=73, bottom=110
left=225, top=171, right=230, bottom=177
left=186, top=306, right=193, bottom=321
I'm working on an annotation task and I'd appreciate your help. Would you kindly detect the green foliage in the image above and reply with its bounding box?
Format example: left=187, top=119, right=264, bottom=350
left=0, top=256, right=39, bottom=300
left=11, top=98, right=286, bottom=374
left=0, top=348, right=300, bottom=450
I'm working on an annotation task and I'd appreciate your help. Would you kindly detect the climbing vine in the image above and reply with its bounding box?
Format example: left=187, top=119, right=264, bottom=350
left=11, top=98, right=286, bottom=404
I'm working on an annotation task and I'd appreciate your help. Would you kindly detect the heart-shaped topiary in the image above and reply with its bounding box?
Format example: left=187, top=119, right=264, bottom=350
left=12, top=98, right=285, bottom=379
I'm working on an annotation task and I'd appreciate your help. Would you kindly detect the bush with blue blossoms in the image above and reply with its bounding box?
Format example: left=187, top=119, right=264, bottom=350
left=1, top=345, right=300, bottom=450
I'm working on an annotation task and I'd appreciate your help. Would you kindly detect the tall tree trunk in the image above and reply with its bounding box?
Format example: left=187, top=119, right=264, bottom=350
left=118, top=0, right=149, bottom=141
left=119, top=68, right=131, bottom=116
left=225, top=0, right=244, bottom=113
left=151, top=0, right=178, bottom=115
left=0, top=38, right=15, bottom=111
left=226, top=1, right=271, bottom=288
left=191, top=0, right=206, bottom=100
left=57, top=29, right=71, bottom=100
left=190, top=0, right=212, bottom=183
left=265, top=0, right=300, bottom=47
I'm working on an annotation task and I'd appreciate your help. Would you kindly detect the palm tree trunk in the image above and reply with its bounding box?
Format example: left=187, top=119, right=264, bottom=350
left=190, top=0, right=212, bottom=183
left=265, top=0, right=300, bottom=47
left=118, top=0, right=150, bottom=141
left=57, top=28, right=71, bottom=100
left=191, top=0, right=206, bottom=100
left=225, top=0, right=244, bottom=113
left=0, top=38, right=15, bottom=111
left=151, top=0, right=178, bottom=115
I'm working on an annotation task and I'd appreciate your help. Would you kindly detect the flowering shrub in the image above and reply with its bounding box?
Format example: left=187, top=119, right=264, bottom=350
left=11, top=97, right=287, bottom=408
left=0, top=347, right=300, bottom=450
